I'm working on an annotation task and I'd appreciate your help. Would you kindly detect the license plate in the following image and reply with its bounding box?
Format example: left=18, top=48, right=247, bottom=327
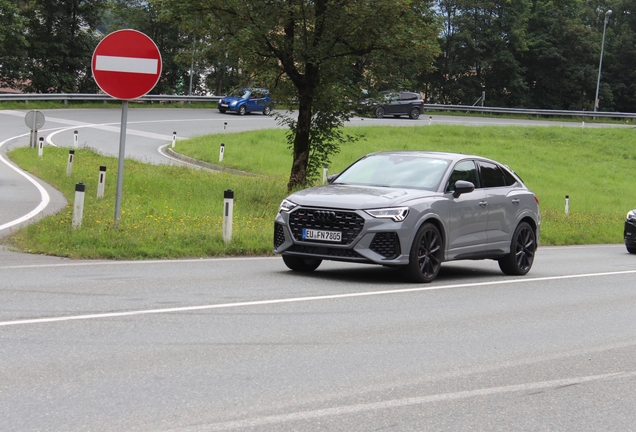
left=220, top=103, right=228, bottom=107
left=302, top=229, right=342, bottom=242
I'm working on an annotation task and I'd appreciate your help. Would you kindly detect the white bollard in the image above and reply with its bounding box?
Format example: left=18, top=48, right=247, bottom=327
left=38, top=137, right=44, bottom=157
left=429, top=116, right=432, bottom=125
left=582, top=121, right=585, bottom=128
left=72, top=183, right=85, bottom=228
left=223, top=189, right=234, bottom=243
left=171, top=131, right=176, bottom=148
left=66, top=150, right=74, bottom=176
left=219, top=143, right=225, bottom=162
left=322, top=165, right=328, bottom=184
left=73, top=130, right=78, bottom=148
left=223, top=122, right=227, bottom=133
left=565, top=195, right=569, bottom=215
left=97, top=166, right=106, bottom=199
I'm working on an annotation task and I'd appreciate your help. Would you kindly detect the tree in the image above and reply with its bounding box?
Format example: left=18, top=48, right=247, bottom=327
left=0, top=0, right=28, bottom=89
left=158, top=0, right=439, bottom=189
left=107, top=0, right=194, bottom=95
left=20, top=0, right=106, bottom=93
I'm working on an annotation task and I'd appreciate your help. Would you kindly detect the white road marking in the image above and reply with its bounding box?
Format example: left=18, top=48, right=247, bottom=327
left=0, top=134, right=51, bottom=231
left=177, top=371, right=636, bottom=431
left=95, top=55, right=158, bottom=74
left=1, top=269, right=635, bottom=327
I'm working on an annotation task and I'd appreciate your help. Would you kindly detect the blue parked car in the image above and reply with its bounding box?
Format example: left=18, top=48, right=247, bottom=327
left=218, top=88, right=273, bottom=115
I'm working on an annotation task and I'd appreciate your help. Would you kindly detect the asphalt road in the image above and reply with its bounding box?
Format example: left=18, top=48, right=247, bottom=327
left=1, top=244, right=635, bottom=431
left=1, top=108, right=635, bottom=430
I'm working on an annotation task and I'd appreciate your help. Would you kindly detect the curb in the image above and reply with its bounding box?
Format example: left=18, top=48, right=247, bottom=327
left=164, top=147, right=260, bottom=176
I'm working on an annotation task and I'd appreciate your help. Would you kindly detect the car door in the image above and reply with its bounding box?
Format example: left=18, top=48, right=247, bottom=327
left=478, top=161, right=517, bottom=248
left=245, top=90, right=259, bottom=112
left=446, top=160, right=489, bottom=258
left=383, top=92, right=400, bottom=115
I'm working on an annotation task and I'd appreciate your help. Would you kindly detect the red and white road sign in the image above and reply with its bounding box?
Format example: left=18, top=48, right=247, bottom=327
left=91, top=29, right=162, bottom=100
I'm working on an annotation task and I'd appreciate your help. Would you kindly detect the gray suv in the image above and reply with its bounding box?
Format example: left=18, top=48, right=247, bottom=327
left=274, top=151, right=540, bottom=283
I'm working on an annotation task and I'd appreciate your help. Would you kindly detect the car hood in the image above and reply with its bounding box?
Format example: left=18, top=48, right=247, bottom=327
left=287, top=184, right=437, bottom=210
left=220, top=96, right=244, bottom=103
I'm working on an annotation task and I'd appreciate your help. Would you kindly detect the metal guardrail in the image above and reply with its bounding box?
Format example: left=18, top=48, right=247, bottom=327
left=0, top=93, right=634, bottom=119
left=0, top=93, right=222, bottom=103
left=423, top=103, right=636, bottom=120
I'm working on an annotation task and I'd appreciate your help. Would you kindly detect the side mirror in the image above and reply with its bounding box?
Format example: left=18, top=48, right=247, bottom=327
left=327, top=173, right=339, bottom=184
left=452, top=180, right=475, bottom=198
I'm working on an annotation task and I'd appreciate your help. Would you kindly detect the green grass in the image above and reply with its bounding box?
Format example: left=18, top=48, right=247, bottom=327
left=4, top=125, right=634, bottom=259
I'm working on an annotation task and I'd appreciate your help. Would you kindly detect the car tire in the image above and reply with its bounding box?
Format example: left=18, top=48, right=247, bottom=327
left=627, top=245, right=636, bottom=254
left=375, top=107, right=385, bottom=118
left=263, top=106, right=271, bottom=115
left=282, top=255, right=322, bottom=272
left=409, top=107, right=420, bottom=120
left=498, top=222, right=536, bottom=275
left=238, top=105, right=247, bottom=116
left=405, top=222, right=443, bottom=283
left=219, top=108, right=226, bottom=113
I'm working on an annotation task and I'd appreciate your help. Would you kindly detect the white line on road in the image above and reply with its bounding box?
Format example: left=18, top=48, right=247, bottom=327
left=1, top=269, right=635, bottom=327
left=176, top=371, right=636, bottom=431
left=0, top=134, right=51, bottom=231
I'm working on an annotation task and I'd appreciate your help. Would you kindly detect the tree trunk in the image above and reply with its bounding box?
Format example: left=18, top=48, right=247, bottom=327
left=287, top=91, right=313, bottom=190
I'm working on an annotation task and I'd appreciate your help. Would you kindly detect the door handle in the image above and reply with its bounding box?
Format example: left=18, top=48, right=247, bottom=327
left=511, top=199, right=520, bottom=204
left=479, top=201, right=488, bottom=207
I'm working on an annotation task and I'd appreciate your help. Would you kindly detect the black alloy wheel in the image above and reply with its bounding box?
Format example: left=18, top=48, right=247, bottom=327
left=238, top=105, right=247, bottom=115
left=375, top=107, right=385, bottom=118
left=498, top=222, right=536, bottom=275
left=409, top=107, right=420, bottom=120
left=282, top=255, right=322, bottom=272
left=406, top=223, right=443, bottom=283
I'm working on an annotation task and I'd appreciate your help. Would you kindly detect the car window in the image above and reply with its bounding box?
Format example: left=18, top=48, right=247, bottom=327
left=333, top=154, right=451, bottom=190
left=400, top=92, right=418, bottom=101
left=479, top=161, right=507, bottom=188
left=447, top=160, right=480, bottom=192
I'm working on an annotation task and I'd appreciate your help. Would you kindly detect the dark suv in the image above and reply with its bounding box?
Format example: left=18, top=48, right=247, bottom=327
left=368, top=91, right=425, bottom=120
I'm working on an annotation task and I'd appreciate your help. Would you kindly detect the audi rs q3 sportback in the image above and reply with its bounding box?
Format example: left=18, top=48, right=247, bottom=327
left=273, top=151, right=540, bottom=283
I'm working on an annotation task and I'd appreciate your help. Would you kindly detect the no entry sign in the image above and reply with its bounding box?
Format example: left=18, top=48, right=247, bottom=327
left=92, top=29, right=162, bottom=100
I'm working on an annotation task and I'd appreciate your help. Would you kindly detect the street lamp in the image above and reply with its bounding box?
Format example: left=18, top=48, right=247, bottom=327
left=594, top=9, right=612, bottom=112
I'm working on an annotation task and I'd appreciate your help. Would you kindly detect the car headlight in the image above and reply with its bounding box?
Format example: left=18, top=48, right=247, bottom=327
left=230, top=101, right=238, bottom=106
left=627, top=210, right=636, bottom=221
left=279, top=199, right=298, bottom=213
left=365, top=207, right=409, bottom=222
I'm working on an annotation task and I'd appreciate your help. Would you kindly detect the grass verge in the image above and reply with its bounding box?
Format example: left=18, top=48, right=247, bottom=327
left=4, top=124, right=634, bottom=259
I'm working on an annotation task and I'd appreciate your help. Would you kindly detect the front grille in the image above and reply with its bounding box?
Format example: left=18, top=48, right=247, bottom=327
left=370, top=232, right=401, bottom=259
left=288, top=244, right=364, bottom=259
left=274, top=223, right=286, bottom=248
left=288, top=208, right=365, bottom=245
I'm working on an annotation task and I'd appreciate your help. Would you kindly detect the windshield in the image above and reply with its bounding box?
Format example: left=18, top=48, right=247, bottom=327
left=333, top=154, right=451, bottom=190
left=228, top=89, right=249, bottom=98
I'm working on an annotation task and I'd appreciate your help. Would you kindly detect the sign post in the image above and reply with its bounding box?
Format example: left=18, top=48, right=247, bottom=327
left=91, top=29, right=162, bottom=227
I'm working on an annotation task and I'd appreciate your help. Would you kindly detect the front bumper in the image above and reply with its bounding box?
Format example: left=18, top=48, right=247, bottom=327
left=273, top=207, right=411, bottom=266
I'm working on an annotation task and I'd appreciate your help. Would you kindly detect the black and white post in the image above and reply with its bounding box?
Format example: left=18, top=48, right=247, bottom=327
left=565, top=195, right=569, bottom=215
left=38, top=137, right=44, bottom=158
left=97, top=166, right=107, bottom=199
left=219, top=143, right=225, bottom=162
left=322, top=164, right=329, bottom=184
left=72, top=183, right=86, bottom=228
left=223, top=189, right=234, bottom=243
left=66, top=150, right=74, bottom=176
left=74, top=130, right=78, bottom=148
left=223, top=122, right=227, bottom=133
left=171, top=131, right=176, bottom=148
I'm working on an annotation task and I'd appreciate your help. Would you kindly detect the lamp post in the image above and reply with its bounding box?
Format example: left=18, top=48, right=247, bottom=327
left=594, top=9, right=612, bottom=113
